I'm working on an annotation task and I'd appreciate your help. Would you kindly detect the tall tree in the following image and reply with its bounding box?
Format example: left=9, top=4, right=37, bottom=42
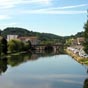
left=84, top=11, right=88, bottom=53
left=0, top=30, right=1, bottom=35
left=1, top=38, right=8, bottom=54
left=0, top=40, right=2, bottom=56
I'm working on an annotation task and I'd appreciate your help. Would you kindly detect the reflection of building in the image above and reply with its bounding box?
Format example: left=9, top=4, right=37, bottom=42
left=72, top=37, right=84, bottom=45
left=18, top=36, right=39, bottom=45
left=7, top=35, right=18, bottom=41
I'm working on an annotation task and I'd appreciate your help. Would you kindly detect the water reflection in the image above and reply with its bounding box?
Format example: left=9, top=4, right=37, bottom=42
left=0, top=58, right=8, bottom=75
left=0, top=50, right=62, bottom=74
left=0, top=50, right=88, bottom=88
left=83, top=78, right=88, bottom=88
left=83, top=64, right=88, bottom=88
left=7, top=54, right=32, bottom=67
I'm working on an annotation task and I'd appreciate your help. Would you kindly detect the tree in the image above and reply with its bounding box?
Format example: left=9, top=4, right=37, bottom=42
left=8, top=39, right=25, bottom=53
left=8, top=40, right=17, bottom=53
left=84, top=11, right=88, bottom=53
left=0, top=30, right=2, bottom=35
left=0, top=40, right=2, bottom=56
left=0, top=57, right=8, bottom=75
left=27, top=40, right=32, bottom=49
left=83, top=78, right=88, bottom=88
left=66, top=38, right=74, bottom=46
left=1, top=37, right=7, bottom=54
left=24, top=40, right=32, bottom=50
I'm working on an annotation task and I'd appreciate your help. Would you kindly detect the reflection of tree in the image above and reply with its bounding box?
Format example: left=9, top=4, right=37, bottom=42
left=34, top=49, right=64, bottom=57
left=7, top=54, right=32, bottom=67
left=5, top=49, right=65, bottom=68
left=83, top=78, right=88, bottom=88
left=0, top=50, right=65, bottom=74
left=0, top=57, right=8, bottom=75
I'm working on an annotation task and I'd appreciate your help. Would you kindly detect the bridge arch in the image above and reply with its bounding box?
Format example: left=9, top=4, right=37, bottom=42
left=44, top=44, right=54, bottom=51
left=32, top=44, right=63, bottom=52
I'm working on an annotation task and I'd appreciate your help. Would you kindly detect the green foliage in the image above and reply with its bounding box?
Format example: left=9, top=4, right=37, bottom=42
left=24, top=41, right=32, bottom=50
left=0, top=30, right=2, bottom=35
left=7, top=54, right=32, bottom=67
left=84, top=20, right=88, bottom=53
left=0, top=37, right=7, bottom=54
left=83, top=78, right=88, bottom=88
left=66, top=38, right=73, bottom=46
left=1, top=27, right=65, bottom=44
left=2, top=27, right=30, bottom=37
left=8, top=40, right=17, bottom=52
left=8, top=39, right=25, bottom=53
left=38, top=33, right=65, bottom=44
left=0, top=40, right=2, bottom=55
left=8, top=39, right=32, bottom=53
left=0, top=58, right=7, bottom=74
left=1, top=27, right=86, bottom=46
left=75, top=31, right=84, bottom=38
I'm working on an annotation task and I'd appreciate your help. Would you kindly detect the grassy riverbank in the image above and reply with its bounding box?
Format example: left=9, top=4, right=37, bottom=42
left=66, top=49, right=88, bottom=65
left=0, top=51, right=31, bottom=59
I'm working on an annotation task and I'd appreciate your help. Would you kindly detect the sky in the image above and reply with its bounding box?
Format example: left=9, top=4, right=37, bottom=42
left=0, top=0, right=88, bottom=36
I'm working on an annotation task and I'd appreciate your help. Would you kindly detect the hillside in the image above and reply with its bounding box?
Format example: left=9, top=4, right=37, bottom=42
left=1, top=27, right=65, bottom=43
left=75, top=31, right=84, bottom=37
left=0, top=27, right=84, bottom=44
left=65, top=31, right=84, bottom=39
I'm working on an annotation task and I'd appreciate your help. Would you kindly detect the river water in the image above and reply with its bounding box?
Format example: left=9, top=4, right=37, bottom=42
left=0, top=52, right=88, bottom=88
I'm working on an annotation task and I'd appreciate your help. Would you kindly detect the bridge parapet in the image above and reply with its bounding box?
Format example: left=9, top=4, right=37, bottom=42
left=32, top=44, right=64, bottom=51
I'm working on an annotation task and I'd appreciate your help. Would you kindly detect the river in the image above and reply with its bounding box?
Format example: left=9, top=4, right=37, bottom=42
left=0, top=52, right=88, bottom=88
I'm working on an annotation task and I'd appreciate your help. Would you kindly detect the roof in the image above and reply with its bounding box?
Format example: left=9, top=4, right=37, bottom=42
left=18, top=36, right=38, bottom=40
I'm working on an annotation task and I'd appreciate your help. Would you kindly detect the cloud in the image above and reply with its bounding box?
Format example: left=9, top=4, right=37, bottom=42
left=27, top=0, right=52, bottom=4
left=35, top=0, right=52, bottom=5
left=0, top=22, right=18, bottom=30
left=39, top=4, right=88, bottom=10
left=0, top=22, right=17, bottom=26
left=0, top=15, right=10, bottom=20
left=0, top=1, right=87, bottom=20
left=10, top=74, right=85, bottom=85
left=20, top=4, right=87, bottom=14
left=22, top=8, right=87, bottom=15
left=0, top=0, right=52, bottom=9
left=13, top=73, right=86, bottom=79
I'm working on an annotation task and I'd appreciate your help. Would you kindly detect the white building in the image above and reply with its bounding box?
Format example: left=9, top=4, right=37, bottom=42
left=7, top=35, right=18, bottom=41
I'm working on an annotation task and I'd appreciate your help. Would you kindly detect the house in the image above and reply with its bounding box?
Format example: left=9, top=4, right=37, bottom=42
left=7, top=34, right=39, bottom=45
left=18, top=36, right=40, bottom=45
left=77, top=37, right=85, bottom=45
left=72, top=37, right=84, bottom=45
left=7, top=35, right=18, bottom=41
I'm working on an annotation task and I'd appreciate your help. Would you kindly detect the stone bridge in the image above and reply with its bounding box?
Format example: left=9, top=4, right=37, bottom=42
left=32, top=44, right=64, bottom=52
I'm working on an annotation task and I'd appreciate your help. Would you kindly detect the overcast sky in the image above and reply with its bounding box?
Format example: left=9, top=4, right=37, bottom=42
left=0, top=0, right=88, bottom=36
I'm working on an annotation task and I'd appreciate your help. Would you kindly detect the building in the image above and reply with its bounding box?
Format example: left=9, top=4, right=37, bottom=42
left=7, top=35, right=40, bottom=45
left=77, top=37, right=85, bottom=45
left=18, top=36, right=39, bottom=45
left=72, top=37, right=84, bottom=45
left=7, top=35, right=18, bottom=41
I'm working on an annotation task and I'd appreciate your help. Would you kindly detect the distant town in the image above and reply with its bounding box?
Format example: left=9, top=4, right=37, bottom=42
left=0, top=21, right=88, bottom=64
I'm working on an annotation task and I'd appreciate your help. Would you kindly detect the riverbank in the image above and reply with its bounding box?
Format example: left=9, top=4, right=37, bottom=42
left=66, top=49, right=88, bottom=65
left=0, top=50, right=32, bottom=59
